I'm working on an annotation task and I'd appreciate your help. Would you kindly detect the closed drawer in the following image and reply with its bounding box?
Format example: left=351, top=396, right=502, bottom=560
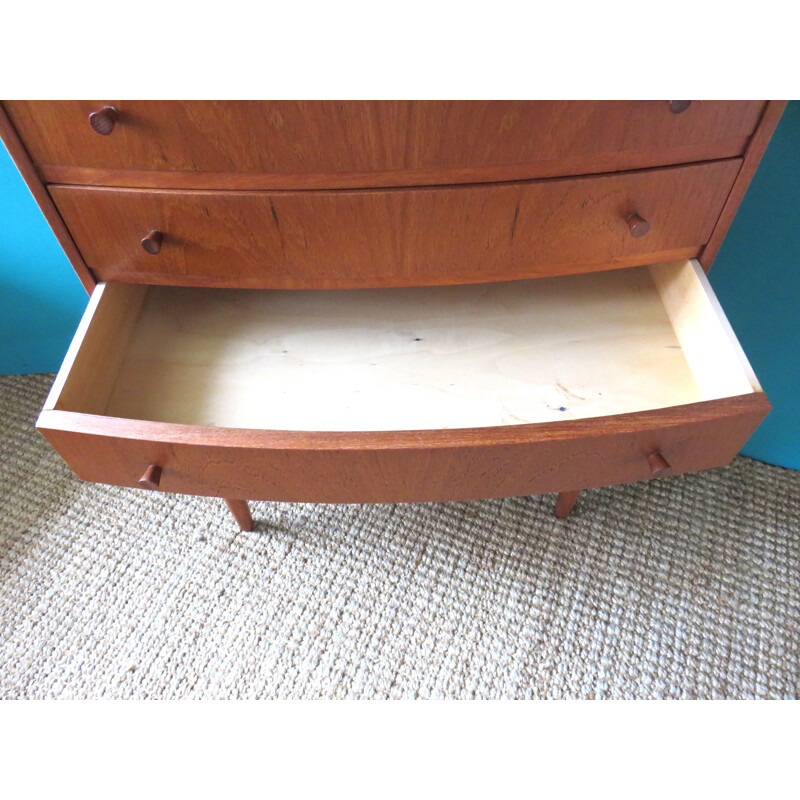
left=37, top=260, right=769, bottom=503
left=51, top=160, right=741, bottom=289
left=6, top=100, right=765, bottom=189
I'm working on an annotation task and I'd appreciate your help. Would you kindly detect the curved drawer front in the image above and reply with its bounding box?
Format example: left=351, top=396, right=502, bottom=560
left=8, top=100, right=764, bottom=189
left=51, top=160, right=741, bottom=289
left=38, top=401, right=769, bottom=504
left=37, top=260, right=768, bottom=503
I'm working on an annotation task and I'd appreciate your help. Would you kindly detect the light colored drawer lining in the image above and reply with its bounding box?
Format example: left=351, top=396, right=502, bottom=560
left=71, top=261, right=756, bottom=433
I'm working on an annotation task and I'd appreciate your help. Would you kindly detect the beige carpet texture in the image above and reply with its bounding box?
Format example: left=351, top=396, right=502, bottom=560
left=1, top=373, right=798, bottom=699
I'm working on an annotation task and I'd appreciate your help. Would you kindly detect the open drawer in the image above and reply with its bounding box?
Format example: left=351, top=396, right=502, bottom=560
left=37, top=259, right=769, bottom=504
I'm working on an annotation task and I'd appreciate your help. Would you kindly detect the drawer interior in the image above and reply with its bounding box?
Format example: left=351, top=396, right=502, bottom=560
left=46, top=260, right=761, bottom=432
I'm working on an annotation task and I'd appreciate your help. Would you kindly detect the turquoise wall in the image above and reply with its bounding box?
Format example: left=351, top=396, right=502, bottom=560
left=0, top=106, right=797, bottom=469
left=0, top=139, right=87, bottom=375
left=708, top=100, right=800, bottom=471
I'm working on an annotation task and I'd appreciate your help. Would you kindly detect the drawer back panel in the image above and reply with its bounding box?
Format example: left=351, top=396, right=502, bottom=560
left=7, top=100, right=764, bottom=189
left=50, top=160, right=740, bottom=289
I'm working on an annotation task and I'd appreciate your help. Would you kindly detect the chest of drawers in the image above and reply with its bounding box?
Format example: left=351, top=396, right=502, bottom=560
left=1, top=100, right=784, bottom=529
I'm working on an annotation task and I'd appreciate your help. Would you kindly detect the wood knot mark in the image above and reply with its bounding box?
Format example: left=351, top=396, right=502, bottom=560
left=556, top=380, right=588, bottom=402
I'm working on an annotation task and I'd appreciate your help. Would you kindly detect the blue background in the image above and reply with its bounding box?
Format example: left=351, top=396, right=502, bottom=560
left=1, top=103, right=798, bottom=469
left=706, top=101, right=800, bottom=470
left=0, top=138, right=87, bottom=375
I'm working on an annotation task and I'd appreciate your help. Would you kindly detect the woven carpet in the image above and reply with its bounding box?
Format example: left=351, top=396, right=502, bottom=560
left=1, top=373, right=798, bottom=699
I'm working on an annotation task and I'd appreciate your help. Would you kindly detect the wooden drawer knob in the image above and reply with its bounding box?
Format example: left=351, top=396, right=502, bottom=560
left=139, top=464, right=162, bottom=490
left=141, top=230, right=164, bottom=254
left=669, top=100, right=692, bottom=114
left=647, top=451, right=671, bottom=477
left=88, top=106, right=118, bottom=135
left=626, top=212, right=651, bottom=238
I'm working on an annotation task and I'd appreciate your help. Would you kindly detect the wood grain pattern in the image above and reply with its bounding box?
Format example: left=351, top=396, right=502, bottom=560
left=0, top=104, right=95, bottom=293
left=36, top=394, right=770, bottom=503
left=5, top=100, right=765, bottom=190
left=50, top=161, right=741, bottom=289
left=99, top=269, right=704, bottom=430
left=700, top=100, right=788, bottom=271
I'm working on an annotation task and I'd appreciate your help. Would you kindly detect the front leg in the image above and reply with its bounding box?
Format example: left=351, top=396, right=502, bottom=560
left=554, top=490, right=580, bottom=518
left=224, top=498, right=254, bottom=531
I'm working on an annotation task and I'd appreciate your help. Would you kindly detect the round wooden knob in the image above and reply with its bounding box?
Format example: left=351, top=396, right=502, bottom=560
left=626, top=213, right=651, bottom=238
left=139, top=464, right=162, bottom=490
left=669, top=101, right=692, bottom=114
left=647, top=451, right=671, bottom=477
left=141, top=230, right=164, bottom=254
left=89, top=106, right=118, bottom=135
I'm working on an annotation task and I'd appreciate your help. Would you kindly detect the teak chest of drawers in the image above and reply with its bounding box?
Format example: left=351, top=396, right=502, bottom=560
left=1, top=100, right=784, bottom=530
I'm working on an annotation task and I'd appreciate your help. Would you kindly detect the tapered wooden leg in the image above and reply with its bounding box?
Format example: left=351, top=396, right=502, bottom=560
left=554, top=490, right=580, bottom=519
left=224, top=498, right=254, bottom=531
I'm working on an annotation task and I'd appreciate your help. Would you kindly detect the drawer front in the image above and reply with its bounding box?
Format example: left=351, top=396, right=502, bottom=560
left=7, top=100, right=765, bottom=189
left=51, top=160, right=741, bottom=289
left=38, top=398, right=769, bottom=503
